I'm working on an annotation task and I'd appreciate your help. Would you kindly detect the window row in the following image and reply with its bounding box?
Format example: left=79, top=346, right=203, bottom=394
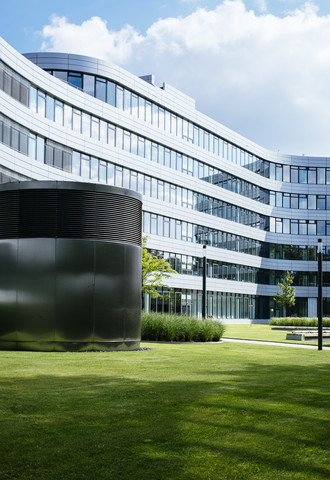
left=0, top=113, right=30, bottom=155
left=0, top=61, right=30, bottom=106
left=1, top=112, right=269, bottom=231
left=270, top=192, right=330, bottom=210
left=3, top=111, right=330, bottom=237
left=270, top=217, right=330, bottom=236
left=143, top=212, right=328, bottom=259
left=29, top=84, right=330, bottom=212
left=148, top=287, right=256, bottom=319
left=150, top=249, right=327, bottom=286
left=46, top=68, right=330, bottom=184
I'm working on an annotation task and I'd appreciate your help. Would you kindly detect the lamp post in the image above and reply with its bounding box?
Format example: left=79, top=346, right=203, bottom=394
left=317, top=238, right=323, bottom=351
left=202, top=245, right=207, bottom=318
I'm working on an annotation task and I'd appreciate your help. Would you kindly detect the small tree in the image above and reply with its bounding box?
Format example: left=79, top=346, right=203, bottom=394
left=142, top=237, right=177, bottom=308
left=273, top=271, right=295, bottom=317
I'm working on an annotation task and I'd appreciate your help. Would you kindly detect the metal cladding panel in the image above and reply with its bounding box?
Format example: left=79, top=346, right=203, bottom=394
left=55, top=239, right=95, bottom=342
left=123, top=244, right=143, bottom=341
left=0, top=240, right=18, bottom=341
left=16, top=238, right=56, bottom=344
left=0, top=182, right=142, bottom=351
left=94, top=242, right=142, bottom=342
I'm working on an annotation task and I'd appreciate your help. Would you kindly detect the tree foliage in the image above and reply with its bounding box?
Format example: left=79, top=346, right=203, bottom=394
left=273, top=271, right=295, bottom=314
left=142, top=236, right=177, bottom=299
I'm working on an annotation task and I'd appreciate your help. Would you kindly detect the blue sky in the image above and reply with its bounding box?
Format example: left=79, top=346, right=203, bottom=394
left=1, top=1, right=330, bottom=156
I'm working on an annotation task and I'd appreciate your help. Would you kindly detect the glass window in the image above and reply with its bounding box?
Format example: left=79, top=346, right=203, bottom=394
left=308, top=167, right=316, bottom=184
left=83, top=74, right=94, bottom=95
left=116, top=86, right=124, bottom=110
left=11, top=128, right=19, bottom=150
left=68, top=72, right=83, bottom=89
left=107, top=125, right=116, bottom=147
left=91, top=118, right=100, bottom=140
left=90, top=157, right=98, bottom=181
left=114, top=165, right=122, bottom=186
left=291, top=220, right=298, bottom=235
left=28, top=133, right=36, bottom=160
left=290, top=194, right=298, bottom=209
left=72, top=109, right=82, bottom=134
left=82, top=113, right=91, bottom=136
left=53, top=70, right=67, bottom=81
left=317, top=195, right=326, bottom=210
left=132, top=94, right=138, bottom=117
left=317, top=168, right=325, bottom=184
left=308, top=195, right=316, bottom=209
left=45, top=95, right=54, bottom=121
left=99, top=161, right=107, bottom=183
left=275, top=218, right=282, bottom=233
left=131, top=134, right=138, bottom=155
left=64, top=104, right=72, bottom=129
left=36, top=136, right=44, bottom=163
left=275, top=164, right=283, bottom=181
left=37, top=91, right=46, bottom=117
left=326, top=168, right=330, bottom=185
left=95, top=77, right=106, bottom=101
left=299, top=167, right=307, bottom=183
left=123, top=132, right=131, bottom=152
left=81, top=155, right=90, bottom=178
left=299, top=220, right=307, bottom=235
left=283, top=193, right=290, bottom=208
left=299, top=194, right=307, bottom=209
left=283, top=165, right=290, bottom=182
left=159, top=108, right=165, bottom=130
left=55, top=100, right=64, bottom=126
left=317, top=220, right=326, bottom=236
left=19, top=131, right=28, bottom=155
left=308, top=221, right=316, bottom=235
left=139, top=97, right=146, bottom=121
left=107, top=163, right=114, bottom=185
left=107, top=81, right=116, bottom=106
left=71, top=151, right=80, bottom=175
left=291, top=167, right=298, bottom=183
left=138, top=137, right=145, bottom=157
left=283, top=219, right=290, bottom=234
left=29, top=86, right=37, bottom=112
left=275, top=192, right=282, bottom=207
left=63, top=152, right=72, bottom=173
left=146, top=102, right=152, bottom=124
left=124, top=89, right=131, bottom=113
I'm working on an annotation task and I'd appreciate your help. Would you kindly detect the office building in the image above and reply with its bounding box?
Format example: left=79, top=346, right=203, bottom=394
left=1, top=36, right=329, bottom=322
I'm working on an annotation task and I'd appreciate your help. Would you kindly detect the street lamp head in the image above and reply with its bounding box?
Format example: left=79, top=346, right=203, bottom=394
left=203, top=244, right=206, bottom=250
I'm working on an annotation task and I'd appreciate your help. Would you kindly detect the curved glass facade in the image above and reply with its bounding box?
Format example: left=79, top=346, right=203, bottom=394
left=1, top=37, right=329, bottom=322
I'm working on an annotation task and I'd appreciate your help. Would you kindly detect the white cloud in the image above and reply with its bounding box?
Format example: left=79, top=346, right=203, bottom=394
left=41, top=15, right=143, bottom=65
left=39, top=1, right=330, bottom=156
left=255, top=0, right=267, bottom=13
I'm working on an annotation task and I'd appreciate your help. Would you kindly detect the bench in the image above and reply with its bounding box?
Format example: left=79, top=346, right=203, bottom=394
left=286, top=330, right=330, bottom=341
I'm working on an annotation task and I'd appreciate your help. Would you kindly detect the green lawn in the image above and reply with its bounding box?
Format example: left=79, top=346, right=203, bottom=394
left=223, top=324, right=330, bottom=347
left=0, top=343, right=329, bottom=480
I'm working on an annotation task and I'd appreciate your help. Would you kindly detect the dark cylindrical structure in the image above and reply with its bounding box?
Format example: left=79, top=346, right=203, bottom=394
left=317, top=238, right=323, bottom=351
left=0, top=181, right=142, bottom=351
left=202, top=245, right=207, bottom=318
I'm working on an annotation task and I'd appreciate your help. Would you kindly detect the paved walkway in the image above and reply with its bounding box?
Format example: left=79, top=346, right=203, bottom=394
left=222, top=337, right=330, bottom=350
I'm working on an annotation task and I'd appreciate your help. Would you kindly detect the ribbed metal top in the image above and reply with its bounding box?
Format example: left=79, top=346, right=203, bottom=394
left=0, top=181, right=142, bottom=246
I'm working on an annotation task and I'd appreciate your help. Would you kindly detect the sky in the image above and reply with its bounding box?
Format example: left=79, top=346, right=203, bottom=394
left=1, top=0, right=330, bottom=156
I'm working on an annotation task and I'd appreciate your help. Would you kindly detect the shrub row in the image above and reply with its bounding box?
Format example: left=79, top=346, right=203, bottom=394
left=141, top=311, right=225, bottom=342
left=270, top=317, right=330, bottom=327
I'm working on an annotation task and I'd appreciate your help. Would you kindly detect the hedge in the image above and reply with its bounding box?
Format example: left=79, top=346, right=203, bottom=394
left=141, top=311, right=225, bottom=342
left=270, top=317, right=330, bottom=327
